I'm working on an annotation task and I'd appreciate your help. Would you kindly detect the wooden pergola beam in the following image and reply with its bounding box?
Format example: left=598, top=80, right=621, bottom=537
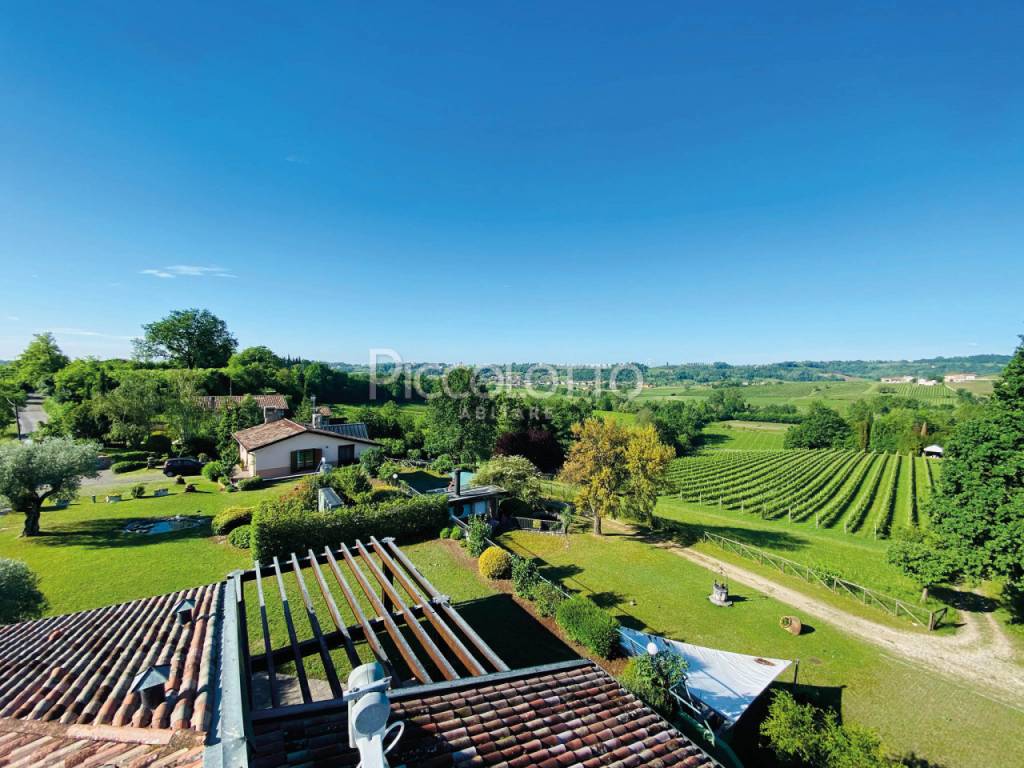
left=288, top=553, right=342, bottom=698
left=271, top=557, right=312, bottom=703
left=354, top=540, right=459, bottom=681
left=253, top=561, right=279, bottom=709
left=339, top=543, right=432, bottom=685
left=382, top=537, right=509, bottom=672
left=369, top=536, right=485, bottom=676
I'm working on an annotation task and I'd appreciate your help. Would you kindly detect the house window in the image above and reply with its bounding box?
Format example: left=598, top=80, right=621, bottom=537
left=292, top=449, right=318, bottom=472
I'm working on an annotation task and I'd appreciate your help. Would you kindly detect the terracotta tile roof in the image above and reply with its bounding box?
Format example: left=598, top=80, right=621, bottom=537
left=234, top=419, right=379, bottom=451
left=0, top=584, right=221, bottom=733
left=0, top=718, right=205, bottom=767
left=197, top=394, right=289, bottom=411
left=249, top=660, right=718, bottom=768
left=233, top=418, right=307, bottom=450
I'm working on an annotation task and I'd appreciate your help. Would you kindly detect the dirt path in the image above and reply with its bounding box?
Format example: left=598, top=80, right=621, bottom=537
left=603, top=519, right=1024, bottom=706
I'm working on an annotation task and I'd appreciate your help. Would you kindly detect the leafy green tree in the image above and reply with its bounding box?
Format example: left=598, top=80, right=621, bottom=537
left=619, top=651, right=688, bottom=715
left=0, top=370, right=27, bottom=433
left=14, top=333, right=69, bottom=392
left=0, top=438, right=99, bottom=536
left=227, top=346, right=283, bottom=393
left=215, top=395, right=262, bottom=468
left=134, top=308, right=237, bottom=368
left=761, top=691, right=892, bottom=767
left=560, top=418, right=631, bottom=535
left=52, top=358, right=122, bottom=403
left=0, top=559, right=47, bottom=624
left=927, top=337, right=1024, bottom=587
left=423, top=367, right=495, bottom=462
left=163, top=369, right=213, bottom=448
left=474, top=455, right=543, bottom=508
left=886, top=529, right=955, bottom=602
left=784, top=402, right=851, bottom=449
left=622, top=424, right=674, bottom=526
left=98, top=373, right=165, bottom=448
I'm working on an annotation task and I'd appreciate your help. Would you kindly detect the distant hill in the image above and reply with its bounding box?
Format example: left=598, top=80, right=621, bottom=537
left=326, top=355, right=1010, bottom=385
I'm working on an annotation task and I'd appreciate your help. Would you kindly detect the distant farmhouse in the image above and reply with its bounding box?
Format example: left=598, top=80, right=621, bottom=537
left=197, top=393, right=289, bottom=422
left=918, top=378, right=938, bottom=386
left=880, top=375, right=915, bottom=384
left=945, top=372, right=978, bottom=383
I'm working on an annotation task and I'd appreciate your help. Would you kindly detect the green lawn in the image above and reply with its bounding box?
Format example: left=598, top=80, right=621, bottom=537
left=0, top=477, right=286, bottom=615
left=0, top=476, right=575, bottom=687
left=499, top=528, right=1024, bottom=768
left=699, top=420, right=790, bottom=451
left=655, top=496, right=932, bottom=603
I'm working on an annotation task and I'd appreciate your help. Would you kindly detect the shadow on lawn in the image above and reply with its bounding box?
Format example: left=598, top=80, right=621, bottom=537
left=32, top=515, right=214, bottom=549
left=647, top=516, right=809, bottom=552
left=455, top=593, right=578, bottom=669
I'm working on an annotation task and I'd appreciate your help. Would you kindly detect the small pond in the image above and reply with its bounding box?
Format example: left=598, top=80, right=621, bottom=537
left=123, top=515, right=205, bottom=535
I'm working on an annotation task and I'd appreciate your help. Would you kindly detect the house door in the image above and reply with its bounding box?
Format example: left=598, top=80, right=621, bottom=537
left=338, top=444, right=355, bottom=465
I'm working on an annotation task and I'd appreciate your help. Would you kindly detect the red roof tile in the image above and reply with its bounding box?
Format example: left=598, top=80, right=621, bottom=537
left=233, top=418, right=378, bottom=451
left=0, top=584, right=221, bottom=733
left=249, top=661, right=718, bottom=768
left=0, top=718, right=205, bottom=767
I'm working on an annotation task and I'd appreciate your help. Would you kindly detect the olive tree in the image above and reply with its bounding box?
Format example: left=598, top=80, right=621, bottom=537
left=0, top=438, right=99, bottom=536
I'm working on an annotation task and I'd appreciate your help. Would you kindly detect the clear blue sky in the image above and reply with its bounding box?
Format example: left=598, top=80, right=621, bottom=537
left=1, top=3, right=1021, bottom=364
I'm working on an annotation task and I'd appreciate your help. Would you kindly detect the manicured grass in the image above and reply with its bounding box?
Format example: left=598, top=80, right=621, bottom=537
left=0, top=478, right=574, bottom=689
left=699, top=421, right=790, bottom=451
left=594, top=409, right=636, bottom=425
left=655, top=496, right=930, bottom=602
left=0, top=478, right=284, bottom=615
left=498, top=528, right=1024, bottom=768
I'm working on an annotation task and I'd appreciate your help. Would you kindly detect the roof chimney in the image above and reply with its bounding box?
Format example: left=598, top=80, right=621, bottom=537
left=452, top=469, right=462, bottom=497
left=131, top=665, right=171, bottom=708
left=174, top=597, right=196, bottom=625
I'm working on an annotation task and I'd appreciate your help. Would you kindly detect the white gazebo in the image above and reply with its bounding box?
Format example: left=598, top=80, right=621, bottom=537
left=923, top=444, right=944, bottom=458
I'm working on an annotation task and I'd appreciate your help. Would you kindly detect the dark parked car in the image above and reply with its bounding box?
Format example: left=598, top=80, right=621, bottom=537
left=163, top=457, right=204, bottom=477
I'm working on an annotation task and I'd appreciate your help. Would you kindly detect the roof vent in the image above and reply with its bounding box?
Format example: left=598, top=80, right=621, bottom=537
left=347, top=662, right=403, bottom=768
left=174, top=597, right=197, bottom=624
left=131, top=664, right=171, bottom=708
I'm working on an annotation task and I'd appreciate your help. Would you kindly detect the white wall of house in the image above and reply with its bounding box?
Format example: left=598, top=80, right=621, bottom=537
left=241, top=433, right=374, bottom=478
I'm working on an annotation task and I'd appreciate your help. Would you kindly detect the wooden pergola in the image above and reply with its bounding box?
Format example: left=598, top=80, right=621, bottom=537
left=228, top=536, right=509, bottom=715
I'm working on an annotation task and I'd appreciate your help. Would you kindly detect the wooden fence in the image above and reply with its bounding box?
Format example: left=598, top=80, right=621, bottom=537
left=700, top=531, right=946, bottom=630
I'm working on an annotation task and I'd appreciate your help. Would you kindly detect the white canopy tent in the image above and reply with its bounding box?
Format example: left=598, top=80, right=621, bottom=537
left=620, top=627, right=792, bottom=728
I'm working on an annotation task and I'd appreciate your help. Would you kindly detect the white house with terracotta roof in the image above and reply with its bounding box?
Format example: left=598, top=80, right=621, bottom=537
left=232, top=418, right=379, bottom=478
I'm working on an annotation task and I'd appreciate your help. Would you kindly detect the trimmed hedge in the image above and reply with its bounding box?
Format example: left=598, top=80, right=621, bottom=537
left=228, top=525, right=252, bottom=549
left=556, top=596, right=620, bottom=659
left=111, top=450, right=152, bottom=462
left=237, top=475, right=263, bottom=491
left=251, top=493, right=449, bottom=561
left=212, top=506, right=253, bottom=535
left=478, top=546, right=512, bottom=579
left=111, top=460, right=147, bottom=474
left=533, top=582, right=565, bottom=618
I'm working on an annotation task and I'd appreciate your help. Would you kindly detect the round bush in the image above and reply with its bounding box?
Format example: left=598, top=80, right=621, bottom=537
left=439, top=527, right=451, bottom=539
left=212, top=505, right=253, bottom=535
left=202, top=460, right=226, bottom=482
left=111, top=460, right=147, bottom=474
left=449, top=526, right=463, bottom=541
left=478, top=546, right=512, bottom=580
left=0, top=559, right=47, bottom=624
left=130, top=484, right=146, bottom=499
left=228, top=525, right=252, bottom=549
